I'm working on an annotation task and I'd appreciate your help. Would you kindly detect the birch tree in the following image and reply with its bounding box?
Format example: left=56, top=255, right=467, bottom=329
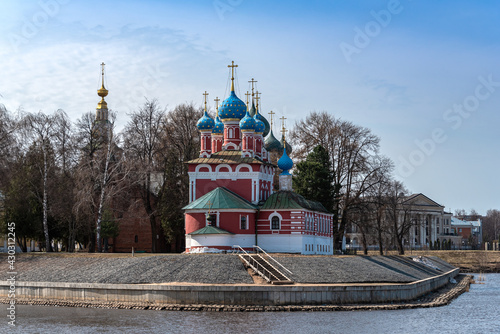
left=22, top=111, right=59, bottom=251
left=74, top=112, right=129, bottom=252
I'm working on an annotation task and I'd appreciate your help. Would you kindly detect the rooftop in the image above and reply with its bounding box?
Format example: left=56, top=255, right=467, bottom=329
left=187, top=150, right=273, bottom=166
left=183, top=187, right=257, bottom=211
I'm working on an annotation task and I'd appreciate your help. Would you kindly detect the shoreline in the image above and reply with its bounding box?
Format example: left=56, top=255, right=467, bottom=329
left=0, top=274, right=472, bottom=312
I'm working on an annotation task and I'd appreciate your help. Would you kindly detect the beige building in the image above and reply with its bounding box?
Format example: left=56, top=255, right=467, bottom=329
left=346, top=193, right=460, bottom=251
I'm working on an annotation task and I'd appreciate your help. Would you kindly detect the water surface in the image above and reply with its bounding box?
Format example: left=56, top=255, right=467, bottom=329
left=4, top=274, right=499, bottom=334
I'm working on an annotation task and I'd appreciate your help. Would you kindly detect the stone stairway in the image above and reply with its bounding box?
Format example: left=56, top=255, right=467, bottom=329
left=240, top=253, right=293, bottom=285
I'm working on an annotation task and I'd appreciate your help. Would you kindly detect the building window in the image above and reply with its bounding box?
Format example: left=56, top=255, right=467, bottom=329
left=240, top=216, right=247, bottom=230
left=134, top=235, right=138, bottom=243
left=437, top=227, right=440, bottom=234
left=271, top=216, right=280, bottom=230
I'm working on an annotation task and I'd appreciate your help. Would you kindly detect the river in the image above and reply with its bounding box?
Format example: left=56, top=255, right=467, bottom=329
left=4, top=274, right=500, bottom=334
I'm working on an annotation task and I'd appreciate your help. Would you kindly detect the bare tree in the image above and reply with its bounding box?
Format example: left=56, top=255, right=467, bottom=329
left=74, top=112, right=130, bottom=252
left=289, top=111, right=393, bottom=251
left=21, top=111, right=61, bottom=251
left=0, top=105, right=16, bottom=159
left=385, top=180, right=415, bottom=255
left=158, top=103, right=202, bottom=251
left=0, top=105, right=18, bottom=191
left=364, top=173, right=393, bottom=255
left=123, top=99, right=167, bottom=253
left=483, top=209, right=500, bottom=244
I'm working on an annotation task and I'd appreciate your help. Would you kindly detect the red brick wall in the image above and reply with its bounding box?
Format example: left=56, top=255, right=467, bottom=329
left=110, top=195, right=168, bottom=253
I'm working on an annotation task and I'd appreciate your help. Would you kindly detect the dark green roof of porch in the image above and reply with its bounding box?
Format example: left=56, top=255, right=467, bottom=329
left=183, top=187, right=257, bottom=210
left=260, top=191, right=330, bottom=213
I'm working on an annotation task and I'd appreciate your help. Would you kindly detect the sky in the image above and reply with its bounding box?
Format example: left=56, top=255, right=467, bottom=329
left=1, top=0, right=499, bottom=215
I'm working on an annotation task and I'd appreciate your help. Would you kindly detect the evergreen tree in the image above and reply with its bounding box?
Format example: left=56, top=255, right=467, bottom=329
left=292, top=145, right=334, bottom=211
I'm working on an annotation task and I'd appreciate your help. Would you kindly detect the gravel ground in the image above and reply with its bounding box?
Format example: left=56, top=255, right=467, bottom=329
left=273, top=255, right=455, bottom=283
left=0, top=254, right=455, bottom=284
left=0, top=254, right=254, bottom=284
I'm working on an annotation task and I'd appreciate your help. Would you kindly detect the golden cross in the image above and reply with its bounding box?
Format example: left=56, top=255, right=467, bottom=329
left=203, top=91, right=209, bottom=111
left=228, top=61, right=238, bottom=80
left=268, top=110, right=275, bottom=129
left=280, top=116, right=287, bottom=133
left=281, top=116, right=288, bottom=145
left=100, top=62, right=105, bottom=86
left=248, top=78, right=257, bottom=97
left=245, top=92, right=250, bottom=108
left=214, top=96, right=220, bottom=112
left=255, top=91, right=261, bottom=109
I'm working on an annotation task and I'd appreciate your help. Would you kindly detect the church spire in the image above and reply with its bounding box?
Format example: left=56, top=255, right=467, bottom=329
left=255, top=91, right=261, bottom=113
left=96, top=62, right=109, bottom=122
left=228, top=60, right=238, bottom=92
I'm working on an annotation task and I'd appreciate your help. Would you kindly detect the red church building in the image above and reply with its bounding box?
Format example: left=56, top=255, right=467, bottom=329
left=184, top=62, right=334, bottom=254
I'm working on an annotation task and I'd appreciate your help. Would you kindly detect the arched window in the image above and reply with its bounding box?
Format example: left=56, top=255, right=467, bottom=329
left=271, top=216, right=280, bottom=230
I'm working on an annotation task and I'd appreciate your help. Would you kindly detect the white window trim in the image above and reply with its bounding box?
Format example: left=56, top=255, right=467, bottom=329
left=269, top=212, right=282, bottom=230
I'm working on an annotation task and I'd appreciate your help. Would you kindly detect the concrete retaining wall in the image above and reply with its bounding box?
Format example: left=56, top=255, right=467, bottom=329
left=0, top=268, right=459, bottom=306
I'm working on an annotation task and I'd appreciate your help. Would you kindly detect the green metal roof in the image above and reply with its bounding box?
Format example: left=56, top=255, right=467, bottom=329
left=183, top=187, right=257, bottom=210
left=260, top=191, right=330, bottom=213
left=189, top=225, right=234, bottom=235
left=186, top=150, right=273, bottom=166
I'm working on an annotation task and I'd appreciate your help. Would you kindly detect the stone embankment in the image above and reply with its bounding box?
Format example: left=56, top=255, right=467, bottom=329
left=0, top=274, right=472, bottom=312
left=0, top=253, right=465, bottom=311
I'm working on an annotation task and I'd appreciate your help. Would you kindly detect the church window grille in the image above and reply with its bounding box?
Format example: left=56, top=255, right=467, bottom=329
left=240, top=216, right=247, bottom=230
left=271, top=216, right=280, bottom=230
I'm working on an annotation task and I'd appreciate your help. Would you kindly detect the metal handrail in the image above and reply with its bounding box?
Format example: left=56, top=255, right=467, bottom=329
left=252, top=253, right=292, bottom=282
left=233, top=245, right=278, bottom=282
left=253, top=245, right=293, bottom=275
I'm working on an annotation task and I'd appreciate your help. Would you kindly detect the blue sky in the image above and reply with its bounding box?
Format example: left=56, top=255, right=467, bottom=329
left=1, top=0, right=500, bottom=215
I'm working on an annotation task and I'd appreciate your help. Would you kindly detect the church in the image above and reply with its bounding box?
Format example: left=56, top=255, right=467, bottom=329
left=184, top=62, right=334, bottom=254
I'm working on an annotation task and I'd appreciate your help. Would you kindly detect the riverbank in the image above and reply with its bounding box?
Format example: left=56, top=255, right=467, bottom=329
left=0, top=253, right=462, bottom=310
left=0, top=274, right=472, bottom=312
left=366, top=250, right=500, bottom=273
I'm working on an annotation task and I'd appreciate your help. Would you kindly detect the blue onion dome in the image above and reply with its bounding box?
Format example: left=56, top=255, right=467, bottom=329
left=196, top=111, right=215, bottom=130
left=278, top=146, right=293, bottom=175
left=218, top=91, right=246, bottom=121
left=264, top=129, right=281, bottom=151
left=212, top=116, right=224, bottom=134
left=239, top=110, right=256, bottom=130
left=256, top=112, right=270, bottom=137
left=254, top=114, right=265, bottom=134
left=280, top=134, right=293, bottom=154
